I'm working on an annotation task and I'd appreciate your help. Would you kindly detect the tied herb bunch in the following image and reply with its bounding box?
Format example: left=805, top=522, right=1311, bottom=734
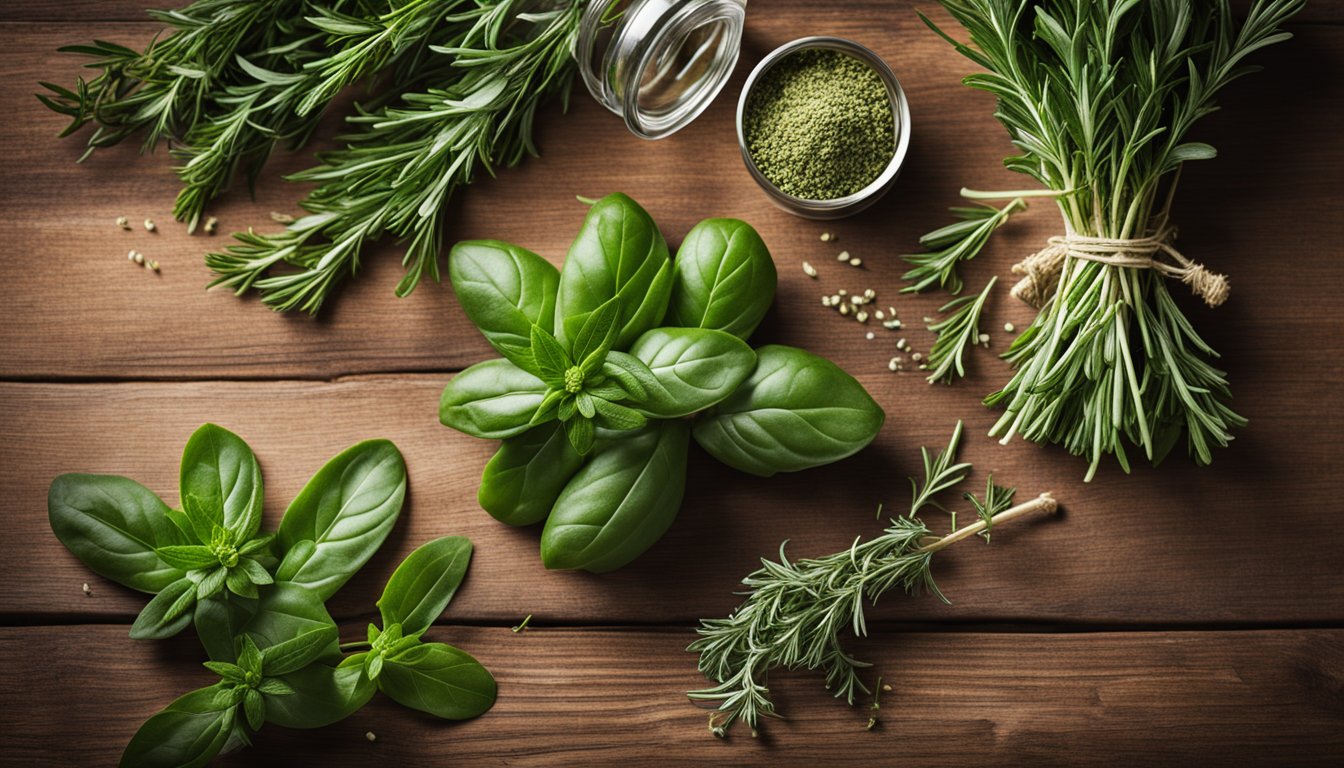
left=924, top=0, right=1303, bottom=479
left=40, top=0, right=589, bottom=312
left=49, top=424, right=496, bottom=766
left=689, top=422, right=1057, bottom=736
left=439, top=193, right=886, bottom=573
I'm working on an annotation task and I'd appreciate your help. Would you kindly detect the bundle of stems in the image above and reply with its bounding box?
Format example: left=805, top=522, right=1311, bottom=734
left=926, top=0, right=1303, bottom=479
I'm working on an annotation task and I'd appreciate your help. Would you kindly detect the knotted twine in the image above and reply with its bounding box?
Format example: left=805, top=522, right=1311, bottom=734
left=1010, top=223, right=1230, bottom=309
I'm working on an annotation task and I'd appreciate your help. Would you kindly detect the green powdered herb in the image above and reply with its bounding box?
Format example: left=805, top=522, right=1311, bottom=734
left=744, top=49, right=894, bottom=200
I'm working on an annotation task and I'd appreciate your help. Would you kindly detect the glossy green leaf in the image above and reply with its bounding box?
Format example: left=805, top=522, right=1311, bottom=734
left=377, top=536, right=473, bottom=636
left=119, top=685, right=236, bottom=768
left=179, top=424, right=264, bottom=542
left=380, top=642, right=497, bottom=720
left=693, top=345, right=885, bottom=476
left=235, top=583, right=340, bottom=672
left=668, top=217, right=777, bottom=340
left=265, top=663, right=375, bottom=730
left=48, top=473, right=186, bottom=593
left=628, top=328, right=757, bottom=417
left=541, top=421, right=690, bottom=573
left=156, top=544, right=218, bottom=571
left=572, top=296, right=620, bottom=374
left=591, top=397, right=647, bottom=431
left=478, top=423, right=585, bottom=526
left=554, top=193, right=672, bottom=350
left=439, top=358, right=548, bottom=440
left=529, top=324, right=571, bottom=386
left=130, top=577, right=197, bottom=640
left=564, top=415, right=596, bottom=455
left=195, top=594, right=257, bottom=662
left=243, top=689, right=265, bottom=731
left=275, top=440, right=406, bottom=601
left=449, top=239, right=559, bottom=373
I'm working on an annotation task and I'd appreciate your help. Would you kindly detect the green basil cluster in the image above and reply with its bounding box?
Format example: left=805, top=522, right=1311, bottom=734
left=48, top=425, right=495, bottom=767
left=441, top=193, right=886, bottom=573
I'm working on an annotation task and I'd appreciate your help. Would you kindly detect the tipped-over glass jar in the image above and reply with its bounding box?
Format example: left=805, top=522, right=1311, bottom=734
left=576, top=0, right=747, bottom=139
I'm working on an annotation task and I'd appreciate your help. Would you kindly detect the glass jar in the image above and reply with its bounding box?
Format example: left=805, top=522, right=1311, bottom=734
left=575, top=0, right=748, bottom=139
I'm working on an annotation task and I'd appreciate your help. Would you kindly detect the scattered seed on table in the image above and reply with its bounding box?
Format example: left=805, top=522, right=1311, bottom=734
left=838, top=288, right=848, bottom=296
left=837, top=250, right=850, bottom=262
left=365, top=732, right=377, bottom=743
left=802, top=261, right=817, bottom=278
left=912, top=352, right=923, bottom=362
left=115, top=216, right=130, bottom=230
left=1004, top=322, right=1016, bottom=332
left=978, top=333, right=990, bottom=344
left=888, top=357, right=902, bottom=371
left=856, top=310, right=869, bottom=323
left=866, top=331, right=875, bottom=340
left=820, top=232, right=834, bottom=242
left=897, top=338, right=907, bottom=351
left=81, top=583, right=91, bottom=596
left=839, top=303, right=850, bottom=316
left=863, top=288, right=876, bottom=300
left=849, top=257, right=863, bottom=267
left=875, top=310, right=885, bottom=320
left=148, top=260, right=160, bottom=272
left=270, top=211, right=295, bottom=224
left=143, top=218, right=156, bottom=232
left=204, top=216, right=219, bottom=235
left=131, top=251, right=145, bottom=265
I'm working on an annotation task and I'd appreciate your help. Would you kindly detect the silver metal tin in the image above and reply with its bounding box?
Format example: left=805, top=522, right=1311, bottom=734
left=736, top=36, right=911, bottom=219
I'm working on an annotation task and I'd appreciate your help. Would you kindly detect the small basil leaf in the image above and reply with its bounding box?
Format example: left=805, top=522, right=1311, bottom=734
left=628, top=328, right=757, bottom=417
left=195, top=567, right=227, bottom=600
left=48, top=473, right=186, bottom=593
left=576, top=391, right=596, bottom=419
left=439, top=358, right=548, bottom=440
left=367, top=652, right=385, bottom=681
left=203, top=661, right=247, bottom=684
left=479, top=422, right=586, bottom=526
left=275, top=539, right=316, bottom=583
left=119, top=685, right=235, bottom=768
left=601, top=353, right=654, bottom=402
left=225, top=567, right=259, bottom=599
left=264, top=663, right=375, bottom=729
left=256, top=678, right=295, bottom=696
left=558, top=395, right=578, bottom=422
left=378, top=642, right=497, bottom=720
left=449, top=239, right=560, bottom=374
left=541, top=421, right=689, bottom=572
left=237, top=635, right=263, bottom=674
left=238, top=533, right=274, bottom=556
left=194, top=594, right=258, bottom=662
left=367, top=623, right=381, bottom=644
left=338, top=651, right=368, bottom=670
left=591, top=398, right=647, bottom=431
left=564, top=416, right=596, bottom=455
left=156, top=545, right=217, bottom=571
left=529, top=324, right=571, bottom=386
left=528, top=388, right=565, bottom=427
left=555, top=193, right=672, bottom=350
left=668, top=217, right=777, bottom=339
left=275, top=440, right=405, bottom=601
left=571, top=296, right=620, bottom=374
left=238, top=557, right=272, bottom=586
left=238, top=583, right=340, bottom=673
left=130, top=577, right=197, bottom=640
left=587, top=383, right=628, bottom=401
left=377, top=536, right=473, bottom=635
left=179, top=424, right=264, bottom=542
left=692, top=345, right=885, bottom=476
left=243, top=689, right=265, bottom=731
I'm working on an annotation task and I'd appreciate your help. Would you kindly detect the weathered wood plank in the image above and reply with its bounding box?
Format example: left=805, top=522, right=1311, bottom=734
left=4, top=377, right=1341, bottom=625
left=1, top=625, right=1339, bottom=767
left=1, top=17, right=1338, bottom=379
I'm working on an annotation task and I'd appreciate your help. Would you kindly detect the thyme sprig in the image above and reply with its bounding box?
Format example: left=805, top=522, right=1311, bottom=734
left=923, top=275, right=998, bottom=384
left=901, top=198, right=1024, bottom=295
left=207, top=0, right=585, bottom=312
left=925, top=0, right=1303, bottom=478
left=688, top=422, right=1056, bottom=737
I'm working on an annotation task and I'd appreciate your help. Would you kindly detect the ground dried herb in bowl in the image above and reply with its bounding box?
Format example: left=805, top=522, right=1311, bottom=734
left=744, top=49, right=895, bottom=200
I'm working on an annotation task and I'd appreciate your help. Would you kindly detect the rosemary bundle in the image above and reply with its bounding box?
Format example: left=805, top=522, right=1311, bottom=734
left=926, top=0, right=1303, bottom=479
left=40, top=0, right=586, bottom=311
left=689, top=422, right=1056, bottom=736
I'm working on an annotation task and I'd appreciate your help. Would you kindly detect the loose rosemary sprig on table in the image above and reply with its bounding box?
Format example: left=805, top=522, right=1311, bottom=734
left=207, top=0, right=585, bottom=312
left=923, top=275, right=998, bottom=384
left=901, top=198, right=1024, bottom=294
left=688, top=422, right=1056, bottom=737
left=926, top=0, right=1303, bottom=479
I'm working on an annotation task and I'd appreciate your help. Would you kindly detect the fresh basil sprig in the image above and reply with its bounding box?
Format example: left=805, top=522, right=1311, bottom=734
left=441, top=193, right=886, bottom=572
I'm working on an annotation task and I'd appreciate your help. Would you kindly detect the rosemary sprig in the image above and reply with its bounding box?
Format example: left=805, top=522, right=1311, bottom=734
left=901, top=198, right=1024, bottom=294
left=923, top=275, right=997, bottom=384
left=688, top=422, right=1056, bottom=737
left=926, top=0, right=1302, bottom=479
left=207, top=0, right=585, bottom=313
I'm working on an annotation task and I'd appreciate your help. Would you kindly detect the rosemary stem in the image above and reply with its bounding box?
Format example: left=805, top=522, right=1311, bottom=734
left=916, top=493, right=1057, bottom=554
left=960, top=187, right=1074, bottom=200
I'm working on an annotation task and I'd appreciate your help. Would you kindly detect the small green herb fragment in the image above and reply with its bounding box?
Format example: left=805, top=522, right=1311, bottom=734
left=744, top=49, right=894, bottom=200
left=924, top=276, right=998, bottom=384
left=901, top=198, right=1025, bottom=294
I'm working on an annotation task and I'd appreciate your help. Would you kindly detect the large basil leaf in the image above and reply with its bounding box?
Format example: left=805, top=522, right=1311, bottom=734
left=265, top=663, right=375, bottom=730
left=380, top=642, right=497, bottom=720
left=540, top=421, right=689, bottom=573
left=439, top=358, right=548, bottom=440
left=274, top=440, right=406, bottom=601
left=554, top=193, right=672, bottom=350
left=377, top=536, right=473, bottom=636
left=478, top=423, right=585, bottom=526
left=668, top=218, right=777, bottom=340
left=628, top=328, right=757, bottom=417
left=119, top=685, right=235, bottom=768
left=693, top=345, right=885, bottom=476
left=236, top=583, right=340, bottom=671
left=449, top=240, right=559, bottom=373
left=48, top=474, right=186, bottom=593
left=179, top=423, right=264, bottom=543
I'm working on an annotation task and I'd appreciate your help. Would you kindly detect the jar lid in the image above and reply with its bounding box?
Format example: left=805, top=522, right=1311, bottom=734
left=577, top=0, right=747, bottom=140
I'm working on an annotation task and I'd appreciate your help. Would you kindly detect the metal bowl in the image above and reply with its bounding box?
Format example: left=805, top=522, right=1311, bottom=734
left=736, top=36, right=911, bottom=219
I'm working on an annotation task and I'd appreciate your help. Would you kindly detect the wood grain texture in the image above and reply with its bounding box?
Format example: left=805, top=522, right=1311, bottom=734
left=1, top=625, right=1339, bottom=767
left=1, top=15, right=1339, bottom=379
left=3, top=377, right=1342, bottom=626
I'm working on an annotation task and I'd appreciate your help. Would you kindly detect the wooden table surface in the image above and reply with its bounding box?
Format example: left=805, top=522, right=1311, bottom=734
left=2, top=2, right=1342, bottom=766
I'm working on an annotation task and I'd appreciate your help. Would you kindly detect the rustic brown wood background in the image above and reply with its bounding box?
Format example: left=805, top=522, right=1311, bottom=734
left=2, top=1, right=1341, bottom=765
